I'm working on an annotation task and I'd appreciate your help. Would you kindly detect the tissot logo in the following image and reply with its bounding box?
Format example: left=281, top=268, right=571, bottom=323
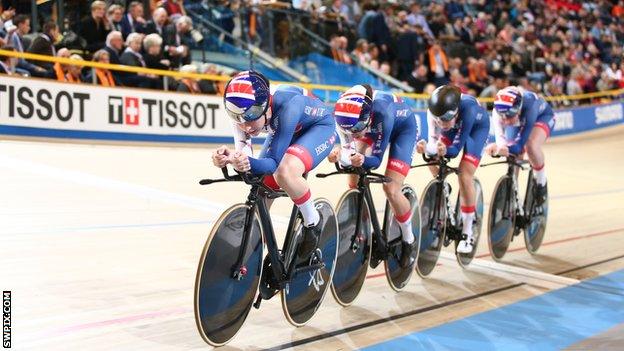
left=125, top=97, right=140, bottom=125
left=108, top=96, right=141, bottom=125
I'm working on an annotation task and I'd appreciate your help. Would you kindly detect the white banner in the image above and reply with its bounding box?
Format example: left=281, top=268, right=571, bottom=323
left=0, top=75, right=235, bottom=142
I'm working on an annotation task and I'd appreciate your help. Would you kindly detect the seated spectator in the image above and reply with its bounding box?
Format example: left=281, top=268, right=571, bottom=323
left=50, top=48, right=71, bottom=81
left=27, top=21, right=60, bottom=71
left=103, top=31, right=124, bottom=83
left=162, top=0, right=186, bottom=22
left=107, top=4, right=125, bottom=33
left=143, top=33, right=170, bottom=70
left=9, top=14, right=47, bottom=76
left=163, top=16, right=193, bottom=68
left=144, top=8, right=169, bottom=37
left=197, top=64, right=225, bottom=94
left=65, top=54, right=85, bottom=83
left=0, top=45, right=16, bottom=75
left=121, top=1, right=147, bottom=39
left=406, top=64, right=429, bottom=93
left=351, top=39, right=370, bottom=65
left=120, top=32, right=161, bottom=89
left=86, top=49, right=117, bottom=86
left=78, top=1, right=111, bottom=54
left=0, top=7, right=16, bottom=43
left=176, top=64, right=201, bottom=94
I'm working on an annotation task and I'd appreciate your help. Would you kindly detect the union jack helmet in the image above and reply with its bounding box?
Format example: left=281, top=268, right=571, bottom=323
left=223, top=70, right=270, bottom=123
left=333, top=84, right=373, bottom=134
left=494, top=86, right=523, bottom=118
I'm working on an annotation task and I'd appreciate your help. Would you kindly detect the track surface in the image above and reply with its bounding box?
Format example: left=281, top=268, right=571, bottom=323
left=1, top=130, right=623, bottom=350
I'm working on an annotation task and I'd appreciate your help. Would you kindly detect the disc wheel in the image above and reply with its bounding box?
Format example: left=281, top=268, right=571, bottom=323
left=487, top=176, right=516, bottom=261
left=331, top=190, right=372, bottom=306
left=416, top=180, right=446, bottom=278
left=194, top=204, right=263, bottom=347
left=282, top=198, right=338, bottom=326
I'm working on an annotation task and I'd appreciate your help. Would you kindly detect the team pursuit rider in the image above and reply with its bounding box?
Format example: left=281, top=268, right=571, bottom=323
left=416, top=85, right=490, bottom=253
left=211, top=71, right=337, bottom=260
left=328, top=84, right=419, bottom=268
left=486, top=86, right=554, bottom=205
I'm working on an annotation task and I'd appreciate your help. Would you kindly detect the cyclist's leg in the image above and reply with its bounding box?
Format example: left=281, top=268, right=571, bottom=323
left=385, top=119, right=416, bottom=243
left=457, top=124, right=488, bottom=249
left=274, top=122, right=336, bottom=227
left=527, top=114, right=553, bottom=187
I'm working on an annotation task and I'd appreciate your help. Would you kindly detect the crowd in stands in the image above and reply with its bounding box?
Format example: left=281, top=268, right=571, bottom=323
left=296, top=0, right=624, bottom=104
left=0, top=0, right=223, bottom=94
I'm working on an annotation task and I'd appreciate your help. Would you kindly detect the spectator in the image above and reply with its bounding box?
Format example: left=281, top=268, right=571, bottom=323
left=120, top=32, right=161, bottom=89
left=79, top=1, right=111, bottom=54
left=426, top=42, right=450, bottom=86
left=107, top=4, right=125, bottom=33
left=176, top=64, right=201, bottom=93
left=144, top=7, right=168, bottom=37
left=163, top=15, right=193, bottom=68
left=51, top=48, right=71, bottom=81
left=198, top=64, right=220, bottom=94
left=351, top=38, right=370, bottom=65
left=0, top=7, right=16, bottom=41
left=9, top=14, right=46, bottom=76
left=357, top=2, right=377, bottom=41
left=406, top=64, right=429, bottom=93
left=87, top=49, right=117, bottom=86
left=395, top=24, right=423, bottom=81
left=161, top=0, right=186, bottom=22
left=103, top=31, right=124, bottom=83
left=143, top=33, right=169, bottom=70
left=65, top=54, right=85, bottom=83
left=367, top=4, right=391, bottom=62
left=0, top=45, right=16, bottom=75
left=406, top=3, right=433, bottom=39
left=121, top=1, right=147, bottom=39
left=27, top=21, right=60, bottom=70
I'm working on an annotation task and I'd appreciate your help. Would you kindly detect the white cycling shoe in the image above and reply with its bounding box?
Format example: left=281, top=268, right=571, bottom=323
left=457, top=233, right=475, bottom=254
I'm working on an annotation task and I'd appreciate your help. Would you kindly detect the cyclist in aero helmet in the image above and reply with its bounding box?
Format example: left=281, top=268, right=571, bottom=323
left=212, top=71, right=337, bottom=260
left=416, top=85, right=490, bottom=254
left=328, top=84, right=419, bottom=268
left=486, top=86, right=554, bottom=205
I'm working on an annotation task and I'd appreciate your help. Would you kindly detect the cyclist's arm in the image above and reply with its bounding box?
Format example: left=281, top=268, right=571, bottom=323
left=445, top=108, right=479, bottom=158
left=248, top=98, right=301, bottom=175
left=363, top=107, right=393, bottom=169
left=336, top=129, right=355, bottom=166
left=425, top=110, right=441, bottom=155
left=509, top=103, right=539, bottom=155
left=230, top=120, right=253, bottom=156
left=491, top=109, right=508, bottom=149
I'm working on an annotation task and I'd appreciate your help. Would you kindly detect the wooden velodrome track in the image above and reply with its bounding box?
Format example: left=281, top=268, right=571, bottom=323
left=1, top=126, right=623, bottom=350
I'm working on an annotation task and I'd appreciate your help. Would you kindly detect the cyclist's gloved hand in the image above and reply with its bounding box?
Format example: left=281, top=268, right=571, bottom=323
left=327, top=147, right=340, bottom=163
left=231, top=151, right=251, bottom=172
left=416, top=139, right=427, bottom=154
left=436, top=140, right=447, bottom=157
left=212, top=145, right=231, bottom=168
left=349, top=152, right=365, bottom=167
left=497, top=145, right=510, bottom=157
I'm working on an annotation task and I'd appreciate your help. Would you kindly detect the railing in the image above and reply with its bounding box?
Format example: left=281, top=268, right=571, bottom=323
left=1, top=49, right=622, bottom=106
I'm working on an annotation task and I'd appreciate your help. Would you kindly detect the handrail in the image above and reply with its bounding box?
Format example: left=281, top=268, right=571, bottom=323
left=186, top=8, right=310, bottom=83
left=1, top=49, right=622, bottom=103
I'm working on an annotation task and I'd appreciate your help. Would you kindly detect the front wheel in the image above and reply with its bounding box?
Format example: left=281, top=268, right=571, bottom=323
left=194, top=204, right=263, bottom=347
left=455, top=178, right=484, bottom=267
left=416, top=180, right=446, bottom=278
left=282, top=198, right=338, bottom=326
left=524, top=176, right=548, bottom=254
left=331, top=190, right=372, bottom=307
left=383, top=184, right=420, bottom=291
left=487, top=176, right=516, bottom=261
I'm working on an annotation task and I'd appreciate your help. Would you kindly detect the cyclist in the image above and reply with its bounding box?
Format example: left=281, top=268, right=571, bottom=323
left=211, top=71, right=336, bottom=260
left=486, top=86, right=554, bottom=205
left=327, top=84, right=418, bottom=268
left=416, top=85, right=490, bottom=254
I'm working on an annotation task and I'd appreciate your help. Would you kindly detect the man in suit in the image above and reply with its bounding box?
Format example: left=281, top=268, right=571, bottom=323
left=120, top=32, right=160, bottom=89
left=9, top=14, right=46, bottom=75
left=104, top=31, right=125, bottom=83
left=120, top=1, right=146, bottom=38
left=78, top=1, right=111, bottom=55
left=27, top=21, right=60, bottom=71
left=163, top=15, right=193, bottom=68
left=143, top=7, right=169, bottom=37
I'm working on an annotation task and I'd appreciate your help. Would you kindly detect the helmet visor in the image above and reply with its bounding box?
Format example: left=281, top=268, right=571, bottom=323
left=226, top=102, right=268, bottom=124
left=349, top=119, right=370, bottom=134
left=432, top=108, right=458, bottom=122
left=499, top=106, right=520, bottom=119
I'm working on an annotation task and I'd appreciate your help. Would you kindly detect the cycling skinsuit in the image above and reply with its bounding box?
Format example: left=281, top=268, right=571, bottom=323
left=492, top=91, right=555, bottom=155
left=338, top=90, right=418, bottom=176
left=425, top=94, right=490, bottom=167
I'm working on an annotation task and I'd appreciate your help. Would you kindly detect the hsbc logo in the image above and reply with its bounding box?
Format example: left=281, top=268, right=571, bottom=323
left=108, top=96, right=140, bottom=125
left=389, top=160, right=405, bottom=170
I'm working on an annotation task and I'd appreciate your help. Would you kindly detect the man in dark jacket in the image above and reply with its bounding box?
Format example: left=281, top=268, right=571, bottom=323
left=163, top=16, right=193, bottom=69
left=143, top=8, right=169, bottom=37
left=27, top=21, right=60, bottom=70
left=120, top=1, right=146, bottom=38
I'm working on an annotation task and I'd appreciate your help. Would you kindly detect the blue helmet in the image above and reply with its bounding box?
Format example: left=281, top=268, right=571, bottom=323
left=223, top=71, right=270, bottom=123
left=333, top=84, right=373, bottom=134
left=494, top=86, right=523, bottom=118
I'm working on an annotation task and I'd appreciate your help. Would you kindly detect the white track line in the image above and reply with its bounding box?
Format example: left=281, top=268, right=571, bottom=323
left=439, top=251, right=580, bottom=286
left=0, top=154, right=290, bottom=225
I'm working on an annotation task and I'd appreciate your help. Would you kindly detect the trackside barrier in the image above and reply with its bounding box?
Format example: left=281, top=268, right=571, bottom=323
left=0, top=75, right=621, bottom=143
